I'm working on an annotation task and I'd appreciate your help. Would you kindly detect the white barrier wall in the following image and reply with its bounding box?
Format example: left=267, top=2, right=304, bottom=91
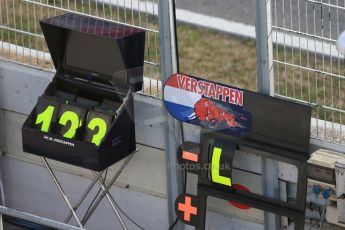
left=1, top=60, right=341, bottom=230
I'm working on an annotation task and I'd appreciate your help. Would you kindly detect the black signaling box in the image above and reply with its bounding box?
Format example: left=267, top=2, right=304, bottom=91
left=22, top=13, right=145, bottom=171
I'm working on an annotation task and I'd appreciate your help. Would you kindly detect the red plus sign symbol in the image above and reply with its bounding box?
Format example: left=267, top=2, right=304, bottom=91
left=178, top=196, right=197, bottom=222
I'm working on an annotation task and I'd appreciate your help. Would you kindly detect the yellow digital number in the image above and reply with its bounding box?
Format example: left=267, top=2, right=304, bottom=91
left=211, top=147, right=232, bottom=187
left=35, top=100, right=109, bottom=144
left=87, top=117, right=107, bottom=146
left=35, top=105, right=55, bottom=132
left=59, top=111, right=81, bottom=139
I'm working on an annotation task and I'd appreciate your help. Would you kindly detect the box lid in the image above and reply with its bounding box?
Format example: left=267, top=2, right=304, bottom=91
left=40, top=13, right=145, bottom=91
left=336, top=158, right=345, bottom=169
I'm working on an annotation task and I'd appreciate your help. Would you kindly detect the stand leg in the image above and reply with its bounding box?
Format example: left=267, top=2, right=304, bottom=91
left=0, top=214, right=3, bottom=230
left=81, top=150, right=137, bottom=225
left=42, top=157, right=84, bottom=229
left=93, top=172, right=127, bottom=230
left=64, top=170, right=104, bottom=223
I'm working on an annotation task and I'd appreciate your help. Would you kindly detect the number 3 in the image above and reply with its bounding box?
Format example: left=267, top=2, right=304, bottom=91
left=36, top=104, right=109, bottom=145
left=87, top=118, right=108, bottom=146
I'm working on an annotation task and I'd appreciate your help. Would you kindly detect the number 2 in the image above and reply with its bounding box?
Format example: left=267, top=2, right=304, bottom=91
left=59, top=111, right=81, bottom=139
left=87, top=118, right=107, bottom=146
left=36, top=104, right=108, bottom=145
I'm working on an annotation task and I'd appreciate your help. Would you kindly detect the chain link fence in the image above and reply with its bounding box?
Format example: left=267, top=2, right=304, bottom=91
left=271, top=0, right=345, bottom=147
left=0, top=0, right=161, bottom=96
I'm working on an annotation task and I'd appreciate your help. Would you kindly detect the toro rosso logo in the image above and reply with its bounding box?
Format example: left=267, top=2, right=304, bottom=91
left=164, top=74, right=251, bottom=134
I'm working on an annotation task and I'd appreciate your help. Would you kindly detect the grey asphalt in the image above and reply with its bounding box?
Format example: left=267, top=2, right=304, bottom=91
left=175, top=0, right=256, bottom=25
left=175, top=0, right=345, bottom=41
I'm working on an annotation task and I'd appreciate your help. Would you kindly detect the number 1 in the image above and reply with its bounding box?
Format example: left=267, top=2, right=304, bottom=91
left=35, top=105, right=55, bottom=132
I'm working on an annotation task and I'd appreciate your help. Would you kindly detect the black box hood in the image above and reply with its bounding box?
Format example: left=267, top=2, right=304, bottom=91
left=40, top=13, right=146, bottom=92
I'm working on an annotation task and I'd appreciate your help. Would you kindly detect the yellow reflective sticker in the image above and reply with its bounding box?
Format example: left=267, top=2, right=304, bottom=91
left=211, top=147, right=232, bottom=187
left=35, top=105, right=55, bottom=132
left=88, top=117, right=107, bottom=146
left=59, top=111, right=80, bottom=139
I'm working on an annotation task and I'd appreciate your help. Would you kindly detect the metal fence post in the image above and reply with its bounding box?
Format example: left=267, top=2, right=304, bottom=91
left=256, top=0, right=280, bottom=230
left=158, top=0, right=184, bottom=229
left=256, top=0, right=274, bottom=96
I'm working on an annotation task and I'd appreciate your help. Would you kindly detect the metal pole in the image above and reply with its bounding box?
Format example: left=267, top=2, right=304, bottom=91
left=0, top=206, right=84, bottom=230
left=93, top=172, right=127, bottom=230
left=256, top=0, right=274, bottom=96
left=64, top=170, right=104, bottom=223
left=0, top=214, right=3, bottom=230
left=41, top=157, right=84, bottom=229
left=0, top=110, right=7, bottom=155
left=158, top=0, right=184, bottom=229
left=256, top=0, right=280, bottom=229
left=0, top=110, right=6, bottom=208
left=81, top=151, right=136, bottom=225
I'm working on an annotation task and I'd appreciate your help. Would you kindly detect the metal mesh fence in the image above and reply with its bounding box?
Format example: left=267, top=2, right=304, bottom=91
left=0, top=0, right=161, bottom=97
left=271, top=0, right=345, bottom=146
left=3, top=0, right=343, bottom=146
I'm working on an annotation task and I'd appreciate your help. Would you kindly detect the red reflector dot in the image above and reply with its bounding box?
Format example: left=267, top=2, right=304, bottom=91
left=229, top=184, right=252, bottom=210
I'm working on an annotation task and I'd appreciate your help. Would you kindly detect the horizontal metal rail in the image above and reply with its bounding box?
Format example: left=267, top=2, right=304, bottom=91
left=21, top=0, right=159, bottom=34
left=0, top=206, right=85, bottom=230
left=310, top=137, right=345, bottom=153
left=273, top=60, right=345, bottom=81
left=0, top=25, right=44, bottom=38
left=306, top=0, right=345, bottom=11
left=272, top=26, right=337, bottom=43
left=144, top=60, right=160, bottom=67
left=275, top=94, right=345, bottom=114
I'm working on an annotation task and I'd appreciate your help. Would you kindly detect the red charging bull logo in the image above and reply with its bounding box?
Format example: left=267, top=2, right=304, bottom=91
left=194, top=98, right=247, bottom=129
